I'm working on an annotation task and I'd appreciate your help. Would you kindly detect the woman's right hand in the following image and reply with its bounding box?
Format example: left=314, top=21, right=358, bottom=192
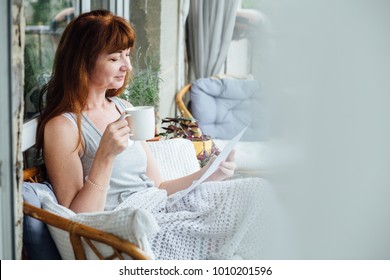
left=98, top=119, right=131, bottom=158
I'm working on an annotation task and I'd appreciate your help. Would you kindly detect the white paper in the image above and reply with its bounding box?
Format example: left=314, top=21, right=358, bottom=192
left=169, top=126, right=248, bottom=206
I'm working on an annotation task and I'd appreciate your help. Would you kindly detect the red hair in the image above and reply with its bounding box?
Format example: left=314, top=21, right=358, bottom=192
left=36, top=10, right=135, bottom=154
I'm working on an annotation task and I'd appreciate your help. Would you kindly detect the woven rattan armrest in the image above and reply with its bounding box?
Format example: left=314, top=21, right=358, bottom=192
left=175, top=83, right=193, bottom=118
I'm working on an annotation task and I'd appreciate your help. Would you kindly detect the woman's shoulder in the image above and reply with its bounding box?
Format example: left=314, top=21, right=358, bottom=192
left=44, top=114, right=81, bottom=153
left=45, top=114, right=79, bottom=137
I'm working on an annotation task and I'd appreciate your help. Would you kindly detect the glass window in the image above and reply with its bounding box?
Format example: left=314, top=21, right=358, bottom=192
left=24, top=0, right=75, bottom=121
left=23, top=0, right=75, bottom=169
left=91, top=0, right=110, bottom=11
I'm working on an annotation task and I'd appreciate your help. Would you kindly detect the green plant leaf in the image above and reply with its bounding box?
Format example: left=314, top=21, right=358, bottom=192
left=121, top=47, right=162, bottom=107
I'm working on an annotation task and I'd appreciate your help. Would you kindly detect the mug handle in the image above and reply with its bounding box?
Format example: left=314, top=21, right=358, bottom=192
left=119, top=112, right=132, bottom=121
left=119, top=112, right=134, bottom=138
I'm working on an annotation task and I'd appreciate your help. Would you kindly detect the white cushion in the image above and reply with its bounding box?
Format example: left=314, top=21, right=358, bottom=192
left=36, top=188, right=159, bottom=260
left=148, top=138, right=200, bottom=180
left=190, top=77, right=266, bottom=141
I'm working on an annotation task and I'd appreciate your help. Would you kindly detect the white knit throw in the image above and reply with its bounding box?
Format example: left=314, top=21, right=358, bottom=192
left=116, top=177, right=273, bottom=260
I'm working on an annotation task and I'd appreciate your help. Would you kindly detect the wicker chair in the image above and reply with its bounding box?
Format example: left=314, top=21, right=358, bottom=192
left=175, top=76, right=262, bottom=141
left=175, top=76, right=267, bottom=176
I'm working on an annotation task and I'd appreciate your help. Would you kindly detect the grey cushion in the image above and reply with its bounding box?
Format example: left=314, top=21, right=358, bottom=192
left=190, top=77, right=268, bottom=140
left=23, top=182, right=62, bottom=259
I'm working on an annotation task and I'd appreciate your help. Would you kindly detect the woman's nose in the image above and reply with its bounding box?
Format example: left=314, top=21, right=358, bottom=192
left=121, top=59, right=132, bottom=72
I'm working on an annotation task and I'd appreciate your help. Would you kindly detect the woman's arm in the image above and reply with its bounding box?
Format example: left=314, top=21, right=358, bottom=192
left=143, top=142, right=236, bottom=195
left=44, top=115, right=130, bottom=213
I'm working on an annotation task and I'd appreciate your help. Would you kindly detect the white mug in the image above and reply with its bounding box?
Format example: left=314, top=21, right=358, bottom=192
left=120, top=106, right=155, bottom=140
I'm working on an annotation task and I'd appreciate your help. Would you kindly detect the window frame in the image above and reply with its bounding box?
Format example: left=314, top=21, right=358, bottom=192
left=0, top=0, right=15, bottom=259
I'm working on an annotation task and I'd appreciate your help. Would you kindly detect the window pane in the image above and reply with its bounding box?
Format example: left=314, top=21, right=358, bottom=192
left=91, top=0, right=110, bottom=10
left=24, top=0, right=75, bottom=121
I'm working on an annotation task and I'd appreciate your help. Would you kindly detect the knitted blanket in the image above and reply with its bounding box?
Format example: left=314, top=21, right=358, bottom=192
left=116, top=177, right=273, bottom=260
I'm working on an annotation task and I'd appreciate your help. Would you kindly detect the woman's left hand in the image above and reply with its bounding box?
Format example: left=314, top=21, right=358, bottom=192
left=205, top=150, right=237, bottom=182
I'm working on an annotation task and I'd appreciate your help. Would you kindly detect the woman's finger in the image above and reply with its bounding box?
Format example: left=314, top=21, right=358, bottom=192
left=220, top=161, right=236, bottom=171
left=219, top=165, right=235, bottom=177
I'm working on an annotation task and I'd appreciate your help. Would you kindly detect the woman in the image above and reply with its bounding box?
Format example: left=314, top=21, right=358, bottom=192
left=37, top=10, right=269, bottom=259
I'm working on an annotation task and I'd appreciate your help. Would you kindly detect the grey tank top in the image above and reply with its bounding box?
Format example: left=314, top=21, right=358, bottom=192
left=62, top=97, right=154, bottom=211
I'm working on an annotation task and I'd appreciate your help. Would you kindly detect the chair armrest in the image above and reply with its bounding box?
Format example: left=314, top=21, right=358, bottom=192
left=176, top=83, right=193, bottom=118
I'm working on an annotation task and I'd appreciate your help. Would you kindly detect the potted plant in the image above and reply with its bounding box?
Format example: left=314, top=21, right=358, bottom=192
left=159, top=116, right=220, bottom=166
left=121, top=47, right=162, bottom=138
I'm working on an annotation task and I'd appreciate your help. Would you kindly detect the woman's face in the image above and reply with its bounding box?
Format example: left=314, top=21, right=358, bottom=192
left=89, top=49, right=132, bottom=91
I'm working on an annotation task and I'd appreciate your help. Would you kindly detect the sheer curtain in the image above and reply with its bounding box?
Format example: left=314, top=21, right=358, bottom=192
left=187, top=0, right=239, bottom=79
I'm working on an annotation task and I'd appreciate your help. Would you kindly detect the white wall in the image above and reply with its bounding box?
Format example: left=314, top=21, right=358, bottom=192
left=225, top=39, right=251, bottom=77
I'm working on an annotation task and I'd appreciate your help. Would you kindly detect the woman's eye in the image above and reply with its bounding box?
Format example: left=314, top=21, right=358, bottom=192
left=110, top=58, right=119, bottom=62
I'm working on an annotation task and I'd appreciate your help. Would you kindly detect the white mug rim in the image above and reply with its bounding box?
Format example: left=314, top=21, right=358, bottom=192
left=125, top=106, right=154, bottom=112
